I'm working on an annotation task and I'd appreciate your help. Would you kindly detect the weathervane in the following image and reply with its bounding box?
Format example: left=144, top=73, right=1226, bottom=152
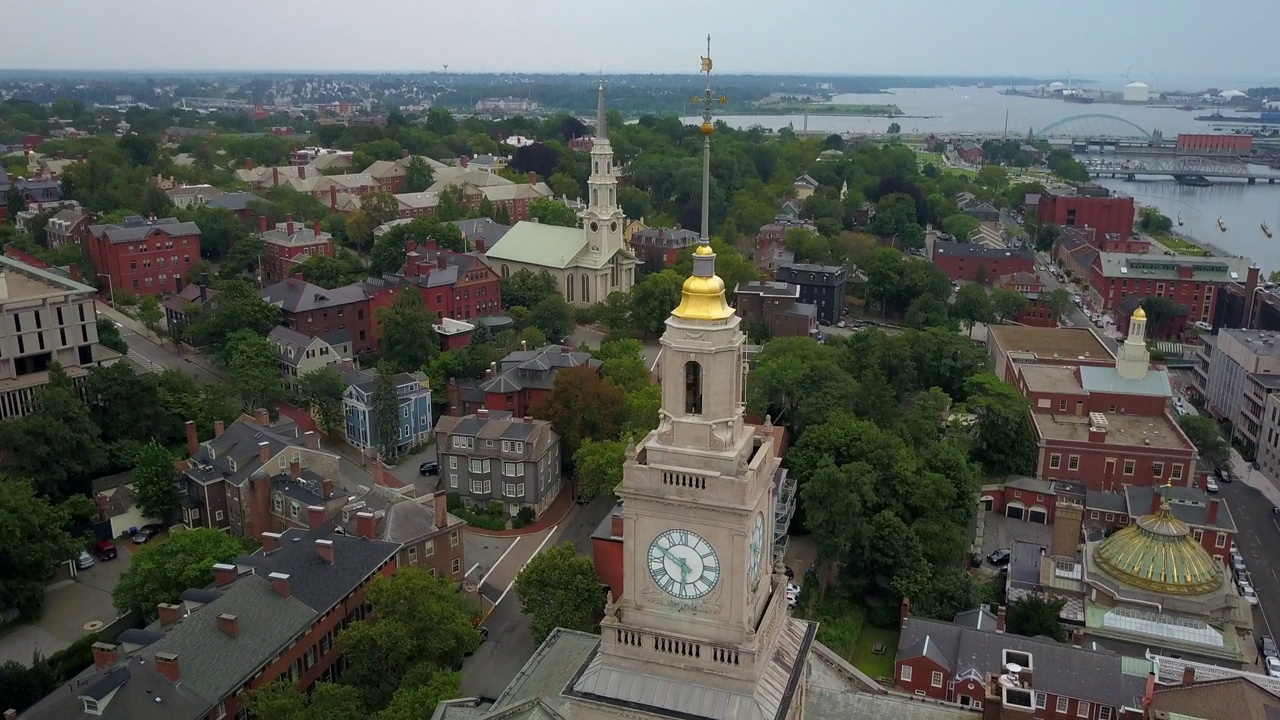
left=691, top=35, right=726, bottom=243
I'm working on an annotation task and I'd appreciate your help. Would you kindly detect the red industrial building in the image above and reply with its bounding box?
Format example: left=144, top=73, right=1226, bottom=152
left=86, top=216, right=202, bottom=296
left=1177, top=133, right=1253, bottom=155
left=1086, top=252, right=1256, bottom=330
left=1037, top=187, right=1135, bottom=240
left=931, top=240, right=1035, bottom=285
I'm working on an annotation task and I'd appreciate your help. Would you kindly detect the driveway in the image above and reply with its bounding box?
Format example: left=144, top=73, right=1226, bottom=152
left=0, top=547, right=133, bottom=666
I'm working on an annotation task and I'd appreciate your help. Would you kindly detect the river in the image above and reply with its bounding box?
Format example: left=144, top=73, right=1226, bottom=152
left=688, top=86, right=1280, bottom=272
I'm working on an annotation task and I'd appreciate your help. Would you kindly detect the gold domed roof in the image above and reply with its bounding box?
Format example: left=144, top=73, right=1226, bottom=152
left=672, top=240, right=734, bottom=321
left=1093, top=490, right=1222, bottom=595
left=1133, top=306, right=1147, bottom=320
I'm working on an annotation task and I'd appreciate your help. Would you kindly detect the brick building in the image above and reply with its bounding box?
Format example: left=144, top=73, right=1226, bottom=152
left=446, top=343, right=599, bottom=418
left=398, top=241, right=503, bottom=322
left=931, top=240, right=1036, bottom=286
left=1038, top=187, right=1136, bottom=240
left=337, top=482, right=467, bottom=581
left=994, top=271, right=1056, bottom=327
left=1087, top=252, right=1256, bottom=329
left=44, top=206, right=91, bottom=248
left=986, top=324, right=1115, bottom=382
left=86, top=216, right=202, bottom=296
left=16, top=527, right=398, bottom=720
left=260, top=277, right=376, bottom=354
left=1053, top=228, right=1101, bottom=281
left=734, top=281, right=818, bottom=338
left=629, top=227, right=700, bottom=267
left=773, top=263, right=847, bottom=325
left=1084, top=484, right=1236, bottom=563
left=260, top=216, right=335, bottom=284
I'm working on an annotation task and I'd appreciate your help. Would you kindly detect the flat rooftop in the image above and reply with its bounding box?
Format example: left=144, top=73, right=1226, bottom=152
left=989, top=324, right=1113, bottom=362
left=1222, top=328, right=1280, bottom=358
left=1020, top=365, right=1086, bottom=395
left=1032, top=412, right=1189, bottom=450
left=0, top=254, right=96, bottom=302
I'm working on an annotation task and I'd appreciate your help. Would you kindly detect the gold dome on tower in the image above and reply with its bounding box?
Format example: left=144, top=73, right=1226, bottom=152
left=700, top=121, right=715, bottom=135
left=672, top=240, right=734, bottom=321
left=1133, top=305, right=1147, bottom=320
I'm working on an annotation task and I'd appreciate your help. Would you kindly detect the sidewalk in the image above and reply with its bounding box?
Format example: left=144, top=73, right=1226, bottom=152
left=1231, top=449, right=1280, bottom=507
left=95, top=300, right=225, bottom=381
left=465, top=491, right=576, bottom=538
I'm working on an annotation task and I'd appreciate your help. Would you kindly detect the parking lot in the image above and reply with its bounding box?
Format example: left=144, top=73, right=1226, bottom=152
left=0, top=546, right=133, bottom=666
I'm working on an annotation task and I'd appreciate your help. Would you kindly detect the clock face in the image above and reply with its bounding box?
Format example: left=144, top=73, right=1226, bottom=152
left=748, top=513, right=765, bottom=589
left=590, top=221, right=600, bottom=233
left=649, top=529, right=719, bottom=600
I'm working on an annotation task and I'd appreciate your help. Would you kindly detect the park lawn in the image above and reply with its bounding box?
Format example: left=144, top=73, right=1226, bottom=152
left=850, top=626, right=900, bottom=679
left=914, top=151, right=977, bottom=178
left=1154, top=232, right=1210, bottom=256
left=795, top=591, right=899, bottom=678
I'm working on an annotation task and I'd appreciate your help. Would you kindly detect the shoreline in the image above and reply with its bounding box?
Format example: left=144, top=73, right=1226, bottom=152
left=745, top=103, right=904, bottom=117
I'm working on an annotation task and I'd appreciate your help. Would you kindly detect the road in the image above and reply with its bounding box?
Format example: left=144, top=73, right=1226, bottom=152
left=96, top=301, right=224, bottom=385
left=459, top=494, right=615, bottom=700
left=1227, top=450, right=1280, bottom=656
left=1033, top=252, right=1122, bottom=355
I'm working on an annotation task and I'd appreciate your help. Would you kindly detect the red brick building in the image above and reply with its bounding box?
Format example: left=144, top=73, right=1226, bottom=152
left=44, top=206, right=92, bottom=248
left=994, top=271, right=1056, bottom=327
left=895, top=602, right=1150, bottom=719
left=593, top=506, right=625, bottom=595
left=986, top=324, right=1115, bottom=383
left=1038, top=187, right=1135, bottom=240
left=260, top=277, right=376, bottom=354
left=1085, top=485, right=1235, bottom=563
left=630, top=227, right=700, bottom=267
left=1086, top=252, right=1256, bottom=329
left=17, top=526, right=399, bottom=720
left=399, top=241, right=503, bottom=322
left=260, top=215, right=335, bottom=284
left=446, top=343, right=600, bottom=417
left=86, top=216, right=202, bottom=296
left=931, top=240, right=1036, bottom=286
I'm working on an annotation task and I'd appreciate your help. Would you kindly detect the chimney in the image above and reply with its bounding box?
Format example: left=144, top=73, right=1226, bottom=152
left=297, top=165, right=306, bottom=180
left=269, top=572, right=291, bottom=598
left=611, top=512, right=624, bottom=538
left=437, top=254, right=447, bottom=270
left=286, top=214, right=294, bottom=236
left=1151, top=487, right=1163, bottom=515
left=246, top=158, right=254, bottom=170
left=258, top=440, right=271, bottom=463
left=405, top=240, right=417, bottom=253
left=216, top=613, right=239, bottom=638
left=91, top=642, right=118, bottom=670
left=57, top=150, right=64, bottom=160
left=261, top=531, right=282, bottom=553
left=1182, top=665, right=1196, bottom=686
left=255, top=408, right=270, bottom=425
left=402, top=148, right=410, bottom=159
left=900, top=597, right=911, bottom=629
left=522, top=415, right=532, bottom=423
left=475, top=238, right=485, bottom=252
left=1088, top=426, right=1106, bottom=443
left=1071, top=627, right=1084, bottom=647
left=356, top=511, right=377, bottom=539
left=341, top=358, right=354, bottom=372
left=259, top=215, right=268, bottom=233
left=330, top=184, right=337, bottom=209
left=1208, top=498, right=1220, bottom=524
left=459, top=155, right=469, bottom=168
left=315, top=538, right=335, bottom=564
left=214, top=420, right=225, bottom=438
left=304, top=431, right=319, bottom=450
left=185, top=420, right=198, bottom=457
left=996, top=605, right=1006, bottom=633
left=478, top=408, right=490, bottom=419
left=199, top=272, right=210, bottom=303
left=213, top=563, right=237, bottom=587
left=3, top=711, right=13, bottom=720
left=272, top=167, right=279, bottom=186
left=434, top=491, right=449, bottom=529
left=521, top=340, right=528, bottom=351
left=157, top=603, right=184, bottom=626
left=1017, top=666, right=1034, bottom=687
left=289, top=459, right=301, bottom=479
left=155, top=652, right=180, bottom=683
left=313, top=220, right=321, bottom=237
left=304, top=502, right=325, bottom=528
left=322, top=478, right=333, bottom=498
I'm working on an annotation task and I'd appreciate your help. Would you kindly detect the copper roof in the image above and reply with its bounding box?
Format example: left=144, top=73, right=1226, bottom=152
left=1093, top=487, right=1224, bottom=595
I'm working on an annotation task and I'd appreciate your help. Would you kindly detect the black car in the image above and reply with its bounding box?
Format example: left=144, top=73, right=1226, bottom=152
left=419, top=461, right=439, bottom=476
left=986, top=548, right=1012, bottom=567
left=465, top=627, right=490, bottom=658
left=131, top=527, right=158, bottom=544
left=1262, top=635, right=1279, bottom=660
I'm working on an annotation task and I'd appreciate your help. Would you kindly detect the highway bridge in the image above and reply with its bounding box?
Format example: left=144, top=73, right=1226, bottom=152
left=1086, top=156, right=1280, bottom=182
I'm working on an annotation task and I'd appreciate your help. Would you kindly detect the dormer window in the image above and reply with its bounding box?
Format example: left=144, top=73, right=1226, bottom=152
left=228, top=457, right=237, bottom=472
left=83, top=698, right=101, bottom=714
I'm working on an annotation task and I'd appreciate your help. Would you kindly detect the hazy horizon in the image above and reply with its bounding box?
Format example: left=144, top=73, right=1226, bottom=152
left=4, top=0, right=1277, bottom=79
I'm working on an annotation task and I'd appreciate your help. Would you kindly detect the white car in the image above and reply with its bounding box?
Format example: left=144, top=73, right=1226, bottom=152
left=1206, top=477, right=1220, bottom=493
left=1267, top=656, right=1280, bottom=678
left=786, top=583, right=801, bottom=598
left=1241, top=583, right=1259, bottom=606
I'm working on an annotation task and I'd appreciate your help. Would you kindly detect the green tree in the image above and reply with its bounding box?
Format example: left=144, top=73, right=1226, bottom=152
left=0, top=479, right=82, bottom=618
left=951, top=283, right=992, bottom=336
left=240, top=680, right=308, bottom=719
left=131, top=441, right=180, bottom=520
left=631, top=270, right=683, bottom=335
left=1040, top=287, right=1073, bottom=322
left=963, top=373, right=1036, bottom=476
left=623, top=384, right=661, bottom=437
left=989, top=287, right=1030, bottom=324
left=977, top=165, right=1009, bottom=194
left=135, top=294, right=163, bottom=336
left=574, top=439, right=627, bottom=499
left=369, top=229, right=410, bottom=276
left=374, top=669, right=461, bottom=720
left=7, top=184, right=26, bottom=222
left=502, top=269, right=559, bottom=310
left=298, top=250, right=366, bottom=289
left=217, top=329, right=282, bottom=412
left=941, top=213, right=980, bottom=240
left=596, top=291, right=633, bottom=334
left=887, top=122, right=901, bottom=134
left=1140, top=295, right=1182, bottom=337
left=377, top=290, right=438, bottom=372
left=345, top=211, right=378, bottom=251
left=514, top=543, right=603, bottom=643
left=1179, top=414, right=1230, bottom=469
left=596, top=339, right=651, bottom=393
left=402, top=155, right=435, bottom=193
left=435, top=185, right=468, bottom=222
left=529, top=294, right=575, bottom=343
left=1005, top=595, right=1067, bottom=642
left=113, top=528, right=248, bottom=617
left=220, top=233, right=265, bottom=279
left=299, top=366, right=347, bottom=439
left=96, top=318, right=129, bottom=354
left=548, top=171, right=581, bottom=200
left=337, top=569, right=478, bottom=708
left=904, top=295, right=954, bottom=330
left=869, top=192, right=924, bottom=249
left=371, top=362, right=402, bottom=457
left=532, top=366, right=626, bottom=455
left=528, top=197, right=579, bottom=228
left=0, top=363, right=107, bottom=499
left=187, top=277, right=281, bottom=347
left=799, top=458, right=868, bottom=568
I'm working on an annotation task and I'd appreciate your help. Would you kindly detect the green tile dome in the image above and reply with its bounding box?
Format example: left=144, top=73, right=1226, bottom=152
left=1093, top=491, right=1223, bottom=595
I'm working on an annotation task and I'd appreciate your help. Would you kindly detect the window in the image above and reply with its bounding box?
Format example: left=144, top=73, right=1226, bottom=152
left=1099, top=708, right=1113, bottom=720
left=402, top=406, right=409, bottom=418
left=684, top=361, right=703, bottom=415
left=900, top=665, right=913, bottom=682
left=1105, top=513, right=1114, bottom=522
left=930, top=671, right=943, bottom=688
left=1123, top=459, right=1136, bottom=476
left=1057, top=697, right=1069, bottom=713
left=449, top=456, right=458, bottom=469
left=470, top=480, right=491, bottom=494
left=1078, top=701, right=1090, bottom=717
left=452, top=557, right=462, bottom=574
left=1013, top=490, right=1021, bottom=499
left=502, top=440, right=525, bottom=453
left=503, top=461, right=523, bottom=476
left=470, top=459, right=490, bottom=473
left=1058, top=399, right=1067, bottom=411
left=290, top=503, right=300, bottom=519
left=1068, top=455, right=1080, bottom=471
left=1152, top=462, right=1164, bottom=479
left=1036, top=693, right=1047, bottom=709
left=273, top=496, right=283, bottom=512
left=1216, top=532, right=1227, bottom=548
left=1172, top=463, right=1184, bottom=480
left=453, top=436, right=474, bottom=449
left=450, top=530, right=460, bottom=547
left=215, top=510, right=224, bottom=521
left=504, top=483, right=525, bottom=497
left=1049, top=453, right=1062, bottom=470
left=449, top=473, right=458, bottom=488
left=425, top=539, right=435, bottom=556
left=407, top=546, right=418, bottom=564
left=81, top=697, right=102, bottom=715
left=1090, top=511, right=1099, bottom=519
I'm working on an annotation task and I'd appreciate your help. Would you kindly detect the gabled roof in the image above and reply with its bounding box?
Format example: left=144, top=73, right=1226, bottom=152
left=484, top=221, right=585, bottom=268
left=235, top=526, right=399, bottom=613
left=363, top=159, right=405, bottom=179
left=451, top=217, right=512, bottom=247
left=794, top=173, right=819, bottom=187
left=88, top=217, right=202, bottom=244
left=1150, top=676, right=1280, bottom=719
left=260, top=278, right=368, bottom=313
left=474, top=181, right=553, bottom=203
left=434, top=413, right=559, bottom=461
left=1123, top=484, right=1237, bottom=533
left=473, top=344, right=600, bottom=393
left=267, top=325, right=332, bottom=367
left=183, top=415, right=307, bottom=488
left=205, top=191, right=257, bottom=212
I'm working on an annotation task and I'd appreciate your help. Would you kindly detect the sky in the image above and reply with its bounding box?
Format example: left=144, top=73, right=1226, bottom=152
left=4, top=0, right=1279, bottom=81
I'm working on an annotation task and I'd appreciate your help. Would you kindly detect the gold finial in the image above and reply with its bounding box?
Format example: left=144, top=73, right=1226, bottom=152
left=1133, top=305, right=1147, bottom=321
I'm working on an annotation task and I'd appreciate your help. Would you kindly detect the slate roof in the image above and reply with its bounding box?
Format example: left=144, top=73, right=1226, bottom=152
left=953, top=606, right=1000, bottom=632
left=1086, top=488, right=1129, bottom=513
left=182, top=415, right=306, bottom=489
left=737, top=281, right=800, bottom=299
left=204, top=191, right=257, bottom=212
left=434, top=413, right=558, bottom=463
left=1123, top=484, right=1237, bottom=532
left=1078, top=364, right=1173, bottom=397
left=260, top=277, right=369, bottom=313
left=451, top=217, right=513, bottom=248
left=776, top=263, right=848, bottom=287
left=473, top=344, right=599, bottom=394
left=474, top=181, right=554, bottom=204
left=932, top=239, right=1034, bottom=262
left=267, top=325, right=319, bottom=367
left=235, top=526, right=399, bottom=613
left=262, top=222, right=332, bottom=248
left=1096, top=252, right=1251, bottom=282
left=88, top=216, right=202, bottom=244
left=18, top=660, right=210, bottom=720
left=897, top=614, right=1148, bottom=710
left=338, top=484, right=464, bottom=544
left=1150, top=676, right=1280, bottom=719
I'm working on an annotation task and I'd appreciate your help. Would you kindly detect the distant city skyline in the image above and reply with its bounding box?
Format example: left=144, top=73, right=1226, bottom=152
left=3, top=0, right=1278, bottom=81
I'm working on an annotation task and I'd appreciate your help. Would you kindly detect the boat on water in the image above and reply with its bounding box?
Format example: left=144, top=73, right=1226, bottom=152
left=1264, top=222, right=1273, bottom=238
left=1218, top=217, right=1228, bottom=232
left=1196, top=110, right=1280, bottom=125
left=976, top=82, right=993, bottom=89
left=1177, top=213, right=1184, bottom=226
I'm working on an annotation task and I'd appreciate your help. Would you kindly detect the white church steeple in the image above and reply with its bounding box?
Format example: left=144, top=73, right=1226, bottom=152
left=1116, top=305, right=1151, bottom=380
left=581, top=82, right=625, bottom=261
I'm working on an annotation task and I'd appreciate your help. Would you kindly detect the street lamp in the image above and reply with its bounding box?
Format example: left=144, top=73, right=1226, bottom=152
left=96, top=273, right=115, bottom=307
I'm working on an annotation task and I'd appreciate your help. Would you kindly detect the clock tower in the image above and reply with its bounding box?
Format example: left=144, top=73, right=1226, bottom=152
left=581, top=82, right=625, bottom=263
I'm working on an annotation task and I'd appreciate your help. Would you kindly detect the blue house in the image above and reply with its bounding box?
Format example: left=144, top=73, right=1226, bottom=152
left=336, top=363, right=433, bottom=452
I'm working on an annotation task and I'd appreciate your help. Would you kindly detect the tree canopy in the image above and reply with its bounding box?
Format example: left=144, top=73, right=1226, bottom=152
left=514, top=542, right=603, bottom=643
left=113, top=528, right=250, bottom=618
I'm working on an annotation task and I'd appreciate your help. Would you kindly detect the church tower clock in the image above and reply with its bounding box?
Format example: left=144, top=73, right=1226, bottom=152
left=581, top=82, right=626, bottom=263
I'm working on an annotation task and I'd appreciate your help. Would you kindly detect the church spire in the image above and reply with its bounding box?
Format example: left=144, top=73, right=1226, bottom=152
left=1116, top=304, right=1151, bottom=380
left=595, top=81, right=608, bottom=143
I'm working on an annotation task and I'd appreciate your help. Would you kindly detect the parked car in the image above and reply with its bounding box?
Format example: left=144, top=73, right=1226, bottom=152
left=987, top=548, right=1012, bottom=566
left=419, top=461, right=439, bottom=476
left=1205, top=477, right=1220, bottom=493
left=1267, top=656, right=1280, bottom=679
left=1237, top=569, right=1253, bottom=587
left=90, top=540, right=118, bottom=560
left=75, top=551, right=95, bottom=570
left=1233, top=556, right=1248, bottom=575
left=1259, top=635, right=1278, bottom=659
left=132, top=527, right=159, bottom=544
left=786, top=583, right=802, bottom=598
left=1241, top=583, right=1259, bottom=606
left=1219, top=468, right=1233, bottom=483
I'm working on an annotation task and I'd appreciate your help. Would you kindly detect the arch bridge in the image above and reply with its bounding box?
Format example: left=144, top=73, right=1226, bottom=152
left=1036, top=114, right=1154, bottom=140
